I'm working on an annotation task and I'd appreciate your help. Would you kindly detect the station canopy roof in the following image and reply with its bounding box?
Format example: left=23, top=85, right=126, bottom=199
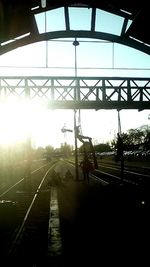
left=0, top=0, right=150, bottom=55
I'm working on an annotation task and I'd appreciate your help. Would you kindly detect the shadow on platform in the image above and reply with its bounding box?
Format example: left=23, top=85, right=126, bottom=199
left=48, top=178, right=150, bottom=266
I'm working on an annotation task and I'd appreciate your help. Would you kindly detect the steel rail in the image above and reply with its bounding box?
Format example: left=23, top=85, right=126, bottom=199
left=0, top=162, right=50, bottom=198
left=8, top=162, right=57, bottom=256
left=99, top=163, right=150, bottom=178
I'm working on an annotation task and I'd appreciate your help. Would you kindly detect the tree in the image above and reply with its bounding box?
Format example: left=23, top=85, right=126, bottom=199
left=79, top=142, right=91, bottom=154
left=139, top=125, right=150, bottom=150
left=35, top=146, right=46, bottom=159
left=111, top=125, right=150, bottom=151
left=60, top=143, right=72, bottom=157
left=94, top=143, right=111, bottom=153
left=45, top=145, right=55, bottom=160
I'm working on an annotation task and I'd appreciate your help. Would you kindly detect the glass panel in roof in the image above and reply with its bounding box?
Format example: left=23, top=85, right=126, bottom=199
left=35, top=12, right=45, bottom=34
left=69, top=7, right=92, bottom=30
left=114, top=43, right=150, bottom=69
left=77, top=41, right=113, bottom=68
left=46, top=8, right=65, bottom=32
left=95, top=9, right=124, bottom=36
left=126, top=19, right=132, bottom=32
left=47, top=41, right=74, bottom=67
left=35, top=8, right=65, bottom=33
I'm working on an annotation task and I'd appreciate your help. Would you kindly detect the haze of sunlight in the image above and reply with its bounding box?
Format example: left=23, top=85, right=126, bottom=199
left=0, top=98, right=76, bottom=149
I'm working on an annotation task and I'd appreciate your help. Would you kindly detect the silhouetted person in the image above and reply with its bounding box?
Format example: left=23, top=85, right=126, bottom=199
left=65, top=169, right=73, bottom=181
left=80, top=156, right=93, bottom=183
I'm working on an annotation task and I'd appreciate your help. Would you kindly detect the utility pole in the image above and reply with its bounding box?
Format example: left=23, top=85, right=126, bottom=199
left=24, top=133, right=32, bottom=193
left=118, top=109, right=122, bottom=135
left=73, top=38, right=79, bottom=181
left=117, top=110, right=124, bottom=181
left=25, top=81, right=32, bottom=193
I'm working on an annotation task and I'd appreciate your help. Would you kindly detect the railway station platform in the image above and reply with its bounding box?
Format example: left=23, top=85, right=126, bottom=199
left=47, top=168, right=150, bottom=267
left=3, top=159, right=150, bottom=267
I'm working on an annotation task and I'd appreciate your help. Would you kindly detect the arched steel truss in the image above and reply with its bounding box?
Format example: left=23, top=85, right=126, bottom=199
left=0, top=5, right=149, bottom=111
left=0, top=6, right=150, bottom=55
left=0, top=76, right=149, bottom=110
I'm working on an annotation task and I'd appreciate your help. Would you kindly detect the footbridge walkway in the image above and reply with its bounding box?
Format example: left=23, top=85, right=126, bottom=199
left=0, top=76, right=149, bottom=110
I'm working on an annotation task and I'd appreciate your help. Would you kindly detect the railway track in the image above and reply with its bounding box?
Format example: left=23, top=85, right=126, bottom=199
left=0, top=158, right=150, bottom=266
left=95, top=160, right=150, bottom=191
left=0, top=160, right=60, bottom=265
left=67, top=158, right=150, bottom=185
left=68, top=158, right=150, bottom=206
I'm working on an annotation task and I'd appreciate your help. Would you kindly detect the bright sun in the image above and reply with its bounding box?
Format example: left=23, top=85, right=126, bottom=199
left=0, top=99, right=75, bottom=148
left=0, top=99, right=43, bottom=146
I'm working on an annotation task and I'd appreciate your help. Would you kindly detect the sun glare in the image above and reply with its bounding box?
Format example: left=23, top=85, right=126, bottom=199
left=0, top=99, right=44, bottom=146
left=0, top=99, right=75, bottom=148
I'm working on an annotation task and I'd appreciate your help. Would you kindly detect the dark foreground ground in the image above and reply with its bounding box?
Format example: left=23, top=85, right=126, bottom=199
left=3, top=173, right=150, bottom=267
left=52, top=177, right=150, bottom=267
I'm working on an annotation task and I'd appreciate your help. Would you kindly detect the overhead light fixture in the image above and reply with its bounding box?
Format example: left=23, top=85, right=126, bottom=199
left=120, top=9, right=132, bottom=16
left=15, top=32, right=31, bottom=40
left=129, top=36, right=143, bottom=44
left=1, top=39, right=15, bottom=46
left=31, top=6, right=40, bottom=11
left=73, top=38, right=79, bottom=47
left=41, top=0, right=46, bottom=8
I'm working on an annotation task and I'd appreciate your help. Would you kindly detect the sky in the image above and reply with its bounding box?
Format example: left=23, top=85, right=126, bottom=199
left=0, top=7, right=149, bottom=149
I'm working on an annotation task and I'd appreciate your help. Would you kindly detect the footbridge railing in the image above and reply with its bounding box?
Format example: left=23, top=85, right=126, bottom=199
left=0, top=76, right=150, bottom=110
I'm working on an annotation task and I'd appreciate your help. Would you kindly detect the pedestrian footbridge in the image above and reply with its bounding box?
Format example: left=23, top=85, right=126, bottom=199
left=0, top=76, right=149, bottom=110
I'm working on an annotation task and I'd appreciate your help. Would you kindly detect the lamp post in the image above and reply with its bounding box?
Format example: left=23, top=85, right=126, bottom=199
left=73, top=38, right=79, bottom=181
left=117, top=110, right=124, bottom=180
left=118, top=109, right=122, bottom=135
left=41, top=0, right=46, bottom=8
